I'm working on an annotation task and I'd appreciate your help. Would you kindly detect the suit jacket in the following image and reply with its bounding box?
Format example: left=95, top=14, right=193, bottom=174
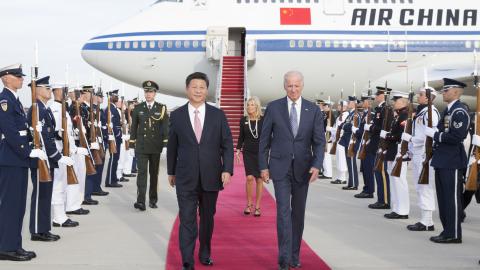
left=259, top=97, right=325, bottom=182
left=167, top=103, right=234, bottom=192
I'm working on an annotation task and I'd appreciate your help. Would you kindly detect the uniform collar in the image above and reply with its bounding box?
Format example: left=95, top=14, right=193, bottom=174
left=5, top=87, right=18, bottom=99
left=447, top=99, right=458, bottom=112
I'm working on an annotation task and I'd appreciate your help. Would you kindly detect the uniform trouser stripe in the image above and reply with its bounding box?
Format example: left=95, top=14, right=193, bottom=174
left=381, top=163, right=388, bottom=204
left=454, top=169, right=458, bottom=239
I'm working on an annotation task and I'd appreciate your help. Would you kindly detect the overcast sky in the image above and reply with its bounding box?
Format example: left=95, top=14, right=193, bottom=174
left=0, top=0, right=187, bottom=107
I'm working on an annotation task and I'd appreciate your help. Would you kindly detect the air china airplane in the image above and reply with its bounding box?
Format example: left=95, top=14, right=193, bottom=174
left=81, top=0, right=480, bottom=107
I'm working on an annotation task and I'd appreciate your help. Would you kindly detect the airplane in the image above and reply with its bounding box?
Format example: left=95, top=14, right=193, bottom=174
left=81, top=0, right=480, bottom=108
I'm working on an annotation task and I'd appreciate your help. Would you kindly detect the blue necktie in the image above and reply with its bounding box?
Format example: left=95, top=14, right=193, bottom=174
left=290, top=102, right=298, bottom=137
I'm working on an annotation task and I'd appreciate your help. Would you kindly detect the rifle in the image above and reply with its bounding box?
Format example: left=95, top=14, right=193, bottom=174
left=358, top=82, right=372, bottom=160
left=466, top=54, right=479, bottom=191
left=120, top=94, right=129, bottom=150
left=347, top=82, right=359, bottom=157
left=391, top=86, right=414, bottom=177
left=75, top=100, right=96, bottom=175
left=330, top=100, right=344, bottom=155
left=95, top=93, right=106, bottom=160
left=325, top=96, right=332, bottom=153
left=107, top=93, right=117, bottom=154
left=374, top=82, right=392, bottom=172
left=89, top=92, right=103, bottom=165
left=61, top=87, right=78, bottom=185
left=30, top=66, right=51, bottom=182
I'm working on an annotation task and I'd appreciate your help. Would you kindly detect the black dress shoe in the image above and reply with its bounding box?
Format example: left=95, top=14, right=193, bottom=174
left=31, top=232, right=59, bottom=242
left=16, top=248, right=36, bottom=259
left=82, top=198, right=99, bottom=205
left=460, top=211, right=466, bottom=223
left=368, top=202, right=390, bottom=209
left=407, top=222, right=434, bottom=231
left=330, top=179, right=342, bottom=184
left=318, top=175, right=332, bottom=179
left=149, top=202, right=158, bottom=209
left=278, top=264, right=289, bottom=270
left=200, top=258, right=214, bottom=266
left=430, top=235, right=462, bottom=244
left=53, top=219, right=79, bottom=228
left=119, top=177, right=129, bottom=182
left=66, top=208, right=90, bottom=215
left=134, top=202, right=146, bottom=211
left=182, top=263, right=195, bottom=270
left=106, top=183, right=123, bottom=188
left=342, top=186, right=358, bottom=190
left=92, top=190, right=109, bottom=196
left=123, top=173, right=136, bottom=177
left=354, top=192, right=374, bottom=198
left=384, top=212, right=408, bottom=219
left=290, top=262, right=302, bottom=268
left=0, top=251, right=31, bottom=261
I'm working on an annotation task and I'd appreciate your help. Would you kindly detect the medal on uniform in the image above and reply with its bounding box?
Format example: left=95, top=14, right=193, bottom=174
left=444, top=115, right=450, bottom=133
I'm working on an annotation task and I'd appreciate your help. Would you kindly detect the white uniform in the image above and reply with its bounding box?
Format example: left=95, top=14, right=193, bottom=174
left=50, top=101, right=78, bottom=222
left=410, top=105, right=439, bottom=226
left=66, top=111, right=87, bottom=212
left=333, top=111, right=349, bottom=181
left=322, top=109, right=333, bottom=178
left=387, top=149, right=410, bottom=216
left=116, top=107, right=134, bottom=178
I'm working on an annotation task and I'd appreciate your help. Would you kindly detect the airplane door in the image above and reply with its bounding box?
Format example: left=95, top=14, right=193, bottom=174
left=387, top=30, right=408, bottom=63
left=228, top=27, right=246, bottom=56
left=206, top=27, right=228, bottom=61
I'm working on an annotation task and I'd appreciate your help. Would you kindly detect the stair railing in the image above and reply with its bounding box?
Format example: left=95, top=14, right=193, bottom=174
left=243, top=55, right=249, bottom=111
left=215, top=38, right=224, bottom=108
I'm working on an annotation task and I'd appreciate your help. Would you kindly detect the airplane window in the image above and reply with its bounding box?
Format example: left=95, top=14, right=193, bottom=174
left=271, top=0, right=276, bottom=3
left=124, top=41, right=131, bottom=49
left=365, top=0, right=370, bottom=3
left=289, top=40, right=296, bottom=48
left=201, top=41, right=206, bottom=48
left=325, top=40, right=331, bottom=48
left=108, top=42, right=113, bottom=50
left=315, top=40, right=322, bottom=48
left=245, top=0, right=250, bottom=3
left=193, top=41, right=199, bottom=48
left=357, top=0, right=361, bottom=3
left=116, top=41, right=122, bottom=49
left=158, top=40, right=164, bottom=48
left=141, top=41, right=147, bottom=48
left=298, top=40, right=305, bottom=48
left=351, top=41, right=357, bottom=48
left=348, top=0, right=353, bottom=3
left=237, top=0, right=241, bottom=3
left=475, top=41, right=480, bottom=49
left=280, top=0, right=285, bottom=2
left=254, top=0, right=259, bottom=3
left=391, top=0, right=396, bottom=3
left=333, top=40, right=340, bottom=48
left=150, top=41, right=156, bottom=49
left=263, top=0, right=268, bottom=2
left=374, top=0, right=379, bottom=3
left=297, top=0, right=301, bottom=3
left=133, top=41, right=139, bottom=49
left=314, top=0, right=319, bottom=3
left=167, top=41, right=173, bottom=48
left=289, top=0, right=293, bottom=3
left=342, top=40, right=349, bottom=48
left=175, top=41, right=181, bottom=48
left=184, top=40, right=190, bottom=48
left=306, top=0, right=310, bottom=3
left=382, top=0, right=387, bottom=3
left=307, top=40, right=313, bottom=48
left=368, top=41, right=375, bottom=48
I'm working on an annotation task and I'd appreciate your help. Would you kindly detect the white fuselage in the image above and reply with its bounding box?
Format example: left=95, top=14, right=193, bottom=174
left=81, top=0, right=480, bottom=106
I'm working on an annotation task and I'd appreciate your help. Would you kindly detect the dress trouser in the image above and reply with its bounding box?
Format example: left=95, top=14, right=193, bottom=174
left=387, top=161, right=409, bottom=215
left=412, top=153, right=436, bottom=226
left=0, top=166, right=28, bottom=251
left=117, top=142, right=127, bottom=179
left=52, top=164, right=69, bottom=224
left=30, top=168, right=54, bottom=234
left=361, top=152, right=375, bottom=194
left=106, top=139, right=121, bottom=186
left=345, top=147, right=359, bottom=188
left=93, top=158, right=105, bottom=192
left=335, top=145, right=347, bottom=181
left=434, top=168, right=463, bottom=239
left=273, top=164, right=309, bottom=266
left=374, top=159, right=390, bottom=205
left=66, top=152, right=85, bottom=211
left=322, top=143, right=332, bottom=177
left=136, top=152, right=160, bottom=204
left=176, top=185, right=219, bottom=265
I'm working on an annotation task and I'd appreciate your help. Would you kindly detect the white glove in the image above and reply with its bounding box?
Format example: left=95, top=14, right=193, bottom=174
left=35, top=122, right=42, bottom=133
left=95, top=121, right=100, bottom=128
left=122, top=134, right=130, bottom=141
left=380, top=130, right=387, bottom=139
left=77, top=147, right=89, bottom=156
left=58, top=156, right=74, bottom=166
left=70, top=145, right=78, bottom=155
left=364, top=123, right=371, bottom=130
left=30, top=149, right=47, bottom=160
left=97, top=137, right=103, bottom=143
left=352, top=126, right=359, bottom=133
left=331, top=127, right=337, bottom=133
left=401, top=133, right=412, bottom=142
left=468, top=156, right=476, bottom=166
left=128, top=149, right=135, bottom=157
left=326, top=126, right=333, bottom=132
left=109, top=123, right=113, bottom=129
left=108, top=135, right=115, bottom=141
left=74, top=128, right=79, bottom=135
left=425, top=127, right=436, bottom=138
left=90, top=142, right=100, bottom=150
left=472, top=134, right=480, bottom=147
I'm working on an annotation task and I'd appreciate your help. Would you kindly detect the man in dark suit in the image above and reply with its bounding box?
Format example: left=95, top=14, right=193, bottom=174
left=167, top=72, right=233, bottom=270
left=259, top=71, right=325, bottom=270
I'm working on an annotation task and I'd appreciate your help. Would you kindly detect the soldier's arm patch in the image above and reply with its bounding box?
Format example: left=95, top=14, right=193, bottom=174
left=0, top=99, right=8, bottom=112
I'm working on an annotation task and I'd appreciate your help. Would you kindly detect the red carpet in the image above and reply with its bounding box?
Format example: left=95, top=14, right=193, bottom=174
left=166, top=164, right=331, bottom=270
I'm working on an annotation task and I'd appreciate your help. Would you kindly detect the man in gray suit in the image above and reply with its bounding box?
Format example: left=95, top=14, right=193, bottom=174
left=259, top=71, right=325, bottom=270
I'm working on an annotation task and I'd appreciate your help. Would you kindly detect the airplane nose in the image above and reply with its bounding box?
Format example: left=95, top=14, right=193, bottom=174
left=81, top=42, right=99, bottom=71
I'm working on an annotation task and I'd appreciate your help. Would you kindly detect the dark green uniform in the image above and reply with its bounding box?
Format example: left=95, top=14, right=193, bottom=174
left=129, top=101, right=168, bottom=206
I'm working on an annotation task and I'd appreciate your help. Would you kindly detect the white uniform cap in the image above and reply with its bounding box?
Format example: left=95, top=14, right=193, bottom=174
left=418, top=86, right=437, bottom=96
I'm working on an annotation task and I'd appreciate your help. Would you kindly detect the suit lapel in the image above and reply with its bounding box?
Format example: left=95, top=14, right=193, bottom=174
left=297, top=98, right=309, bottom=137
left=281, top=97, right=293, bottom=137
left=199, top=104, right=210, bottom=143
left=181, top=103, right=198, bottom=143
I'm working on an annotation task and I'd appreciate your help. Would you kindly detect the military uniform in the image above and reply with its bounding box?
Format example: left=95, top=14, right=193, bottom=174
left=319, top=100, right=333, bottom=179
left=91, top=90, right=109, bottom=196
left=339, top=97, right=361, bottom=190
left=0, top=64, right=36, bottom=261
left=384, top=91, right=410, bottom=219
left=428, top=78, right=470, bottom=243
left=102, top=90, right=122, bottom=187
left=367, top=87, right=394, bottom=209
left=130, top=81, right=168, bottom=210
left=329, top=102, right=349, bottom=184
left=356, top=93, right=376, bottom=198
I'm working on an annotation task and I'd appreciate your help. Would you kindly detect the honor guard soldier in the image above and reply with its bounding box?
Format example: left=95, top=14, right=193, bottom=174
left=27, top=76, right=75, bottom=242
left=130, top=81, right=168, bottom=211
left=366, top=87, right=393, bottom=209
left=103, top=89, right=123, bottom=188
left=339, top=96, right=361, bottom=190
left=317, top=99, right=333, bottom=179
left=407, top=87, right=439, bottom=231
left=355, top=92, right=376, bottom=198
left=426, top=78, right=470, bottom=244
left=329, top=100, right=349, bottom=184
left=0, top=64, right=39, bottom=261
left=50, top=84, right=79, bottom=227
left=382, top=90, right=410, bottom=219
left=91, top=89, right=109, bottom=196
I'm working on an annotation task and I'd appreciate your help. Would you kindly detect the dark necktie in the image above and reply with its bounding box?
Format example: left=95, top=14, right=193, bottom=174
left=290, top=102, right=298, bottom=137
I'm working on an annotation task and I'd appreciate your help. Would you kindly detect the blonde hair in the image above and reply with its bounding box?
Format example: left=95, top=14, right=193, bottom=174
left=245, top=96, right=262, bottom=120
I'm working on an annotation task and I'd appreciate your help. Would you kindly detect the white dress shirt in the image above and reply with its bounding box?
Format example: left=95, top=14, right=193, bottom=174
left=447, top=99, right=458, bottom=111
left=146, top=101, right=154, bottom=109
left=287, top=96, right=302, bottom=125
left=188, top=102, right=206, bottom=131
left=5, top=87, right=18, bottom=99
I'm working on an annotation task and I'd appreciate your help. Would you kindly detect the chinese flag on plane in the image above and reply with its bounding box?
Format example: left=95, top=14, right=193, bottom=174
left=280, top=8, right=311, bottom=25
